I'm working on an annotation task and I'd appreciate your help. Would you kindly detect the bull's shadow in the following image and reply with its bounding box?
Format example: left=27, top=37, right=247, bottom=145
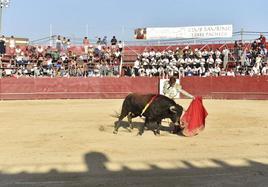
left=113, top=119, right=178, bottom=135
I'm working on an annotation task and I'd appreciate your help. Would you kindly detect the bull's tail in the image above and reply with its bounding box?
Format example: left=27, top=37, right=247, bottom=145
left=110, top=111, right=121, bottom=119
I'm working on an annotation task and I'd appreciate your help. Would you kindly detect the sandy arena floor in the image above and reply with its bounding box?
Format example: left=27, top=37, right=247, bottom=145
left=0, top=99, right=268, bottom=187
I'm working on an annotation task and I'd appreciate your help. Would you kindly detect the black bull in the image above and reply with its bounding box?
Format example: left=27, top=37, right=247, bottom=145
left=113, top=93, right=183, bottom=135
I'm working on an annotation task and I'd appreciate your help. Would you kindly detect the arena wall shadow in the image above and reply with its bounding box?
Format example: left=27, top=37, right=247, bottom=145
left=0, top=151, right=267, bottom=187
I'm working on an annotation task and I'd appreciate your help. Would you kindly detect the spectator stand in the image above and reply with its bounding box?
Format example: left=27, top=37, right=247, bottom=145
left=0, top=32, right=267, bottom=78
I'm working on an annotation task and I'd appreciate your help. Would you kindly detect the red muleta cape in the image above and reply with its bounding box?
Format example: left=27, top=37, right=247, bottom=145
left=181, top=96, right=208, bottom=137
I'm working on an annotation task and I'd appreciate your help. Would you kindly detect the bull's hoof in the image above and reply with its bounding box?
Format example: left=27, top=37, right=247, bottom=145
left=153, top=130, right=160, bottom=136
left=113, top=130, right=118, bottom=134
left=136, top=132, right=143, bottom=136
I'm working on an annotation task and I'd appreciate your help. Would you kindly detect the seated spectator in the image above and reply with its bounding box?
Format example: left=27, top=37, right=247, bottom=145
left=185, top=66, right=193, bottom=76
left=185, top=57, right=193, bottom=66
left=215, top=56, right=222, bottom=65
left=202, top=49, right=209, bottom=59
left=215, top=48, right=221, bottom=58
left=226, top=68, right=235, bottom=77
left=261, top=62, right=268, bottom=75
left=199, top=64, right=206, bottom=77
left=252, top=63, right=260, bottom=75
left=15, top=46, right=22, bottom=56
left=207, top=55, right=214, bottom=66
left=36, top=46, right=44, bottom=57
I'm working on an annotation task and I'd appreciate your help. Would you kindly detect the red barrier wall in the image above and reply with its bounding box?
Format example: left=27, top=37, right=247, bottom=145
left=181, top=76, right=268, bottom=100
left=0, top=76, right=268, bottom=100
left=0, top=77, right=159, bottom=100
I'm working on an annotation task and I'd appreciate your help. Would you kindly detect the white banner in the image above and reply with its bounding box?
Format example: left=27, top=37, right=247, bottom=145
left=135, top=25, right=233, bottom=40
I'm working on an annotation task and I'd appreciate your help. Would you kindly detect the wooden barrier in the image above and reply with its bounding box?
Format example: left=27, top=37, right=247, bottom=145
left=181, top=76, right=268, bottom=100
left=0, top=76, right=268, bottom=100
left=0, top=77, right=159, bottom=100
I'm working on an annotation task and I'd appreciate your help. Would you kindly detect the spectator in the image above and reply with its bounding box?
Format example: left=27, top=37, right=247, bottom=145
left=0, top=35, right=6, bottom=55
left=207, top=55, right=214, bottom=66
left=66, top=39, right=71, bottom=50
left=83, top=37, right=90, bottom=54
left=226, top=68, right=235, bottom=77
left=261, top=62, right=268, bottom=75
left=96, top=37, right=102, bottom=45
left=111, top=36, right=117, bottom=46
left=258, top=33, right=266, bottom=49
left=37, top=45, right=44, bottom=57
left=55, top=35, right=62, bottom=52
left=118, top=41, right=123, bottom=52
left=222, top=46, right=230, bottom=69
left=62, top=37, right=68, bottom=51
left=9, top=35, right=16, bottom=56
left=101, top=36, right=107, bottom=45
left=15, top=46, right=22, bottom=56
left=215, top=56, right=222, bottom=65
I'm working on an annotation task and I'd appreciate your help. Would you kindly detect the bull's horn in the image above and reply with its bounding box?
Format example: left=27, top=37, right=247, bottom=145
left=169, top=106, right=177, bottom=113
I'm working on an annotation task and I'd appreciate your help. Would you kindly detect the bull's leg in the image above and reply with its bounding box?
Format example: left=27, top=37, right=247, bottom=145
left=113, top=111, right=128, bottom=134
left=137, top=118, right=147, bottom=136
left=127, top=113, right=134, bottom=130
left=156, top=120, right=161, bottom=135
left=152, top=120, right=161, bottom=136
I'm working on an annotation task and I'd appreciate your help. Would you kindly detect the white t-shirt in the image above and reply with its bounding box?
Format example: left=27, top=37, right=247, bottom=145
left=215, top=58, right=222, bottom=64
left=9, top=39, right=16, bottom=48
left=207, top=57, right=214, bottom=64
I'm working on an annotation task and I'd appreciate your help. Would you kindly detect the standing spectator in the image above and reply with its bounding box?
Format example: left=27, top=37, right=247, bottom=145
left=101, top=36, right=107, bottom=45
left=0, top=58, right=3, bottom=77
left=111, top=36, right=117, bottom=46
left=222, top=46, right=230, bottom=69
left=55, top=35, right=62, bottom=52
left=259, top=33, right=266, bottom=49
left=83, top=37, right=90, bottom=54
left=66, top=39, right=71, bottom=51
left=251, top=40, right=258, bottom=51
left=62, top=37, right=68, bottom=51
left=118, top=41, right=123, bottom=52
left=0, top=35, right=6, bottom=55
left=96, top=37, right=102, bottom=45
left=9, top=36, right=16, bottom=56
